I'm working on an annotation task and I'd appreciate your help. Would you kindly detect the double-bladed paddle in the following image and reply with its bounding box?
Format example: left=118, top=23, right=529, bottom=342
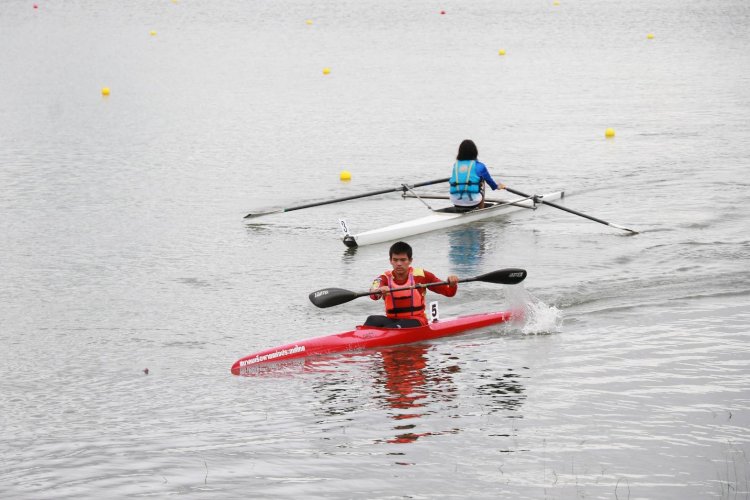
left=309, top=268, right=527, bottom=309
left=244, top=177, right=450, bottom=219
left=503, top=186, right=639, bottom=234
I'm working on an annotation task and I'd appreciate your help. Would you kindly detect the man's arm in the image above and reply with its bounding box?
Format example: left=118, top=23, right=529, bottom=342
left=370, top=275, right=387, bottom=300
left=421, top=271, right=458, bottom=297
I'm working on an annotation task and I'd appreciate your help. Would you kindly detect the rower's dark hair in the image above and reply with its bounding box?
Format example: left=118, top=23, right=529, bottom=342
left=456, top=139, right=478, bottom=161
left=389, top=241, right=413, bottom=259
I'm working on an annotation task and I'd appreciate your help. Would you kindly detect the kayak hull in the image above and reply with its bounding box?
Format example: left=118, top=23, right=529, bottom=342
left=231, top=309, right=519, bottom=375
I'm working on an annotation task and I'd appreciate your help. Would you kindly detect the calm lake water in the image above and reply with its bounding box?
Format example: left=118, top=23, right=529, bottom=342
left=1, top=0, right=749, bottom=498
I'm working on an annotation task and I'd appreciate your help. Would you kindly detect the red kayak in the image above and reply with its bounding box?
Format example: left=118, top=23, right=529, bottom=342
left=231, top=309, right=521, bottom=375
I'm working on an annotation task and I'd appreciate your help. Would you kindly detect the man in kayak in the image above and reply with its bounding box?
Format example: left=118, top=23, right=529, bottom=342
left=449, top=139, right=504, bottom=211
left=366, top=241, right=459, bottom=328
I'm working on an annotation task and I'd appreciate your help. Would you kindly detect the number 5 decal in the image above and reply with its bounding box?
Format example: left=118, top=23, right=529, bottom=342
left=429, top=301, right=439, bottom=323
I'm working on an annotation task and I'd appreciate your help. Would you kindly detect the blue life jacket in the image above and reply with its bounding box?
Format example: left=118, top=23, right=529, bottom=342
left=449, top=160, right=482, bottom=199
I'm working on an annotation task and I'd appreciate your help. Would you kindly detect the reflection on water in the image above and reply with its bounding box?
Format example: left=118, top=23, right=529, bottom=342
left=374, top=344, right=460, bottom=444
left=476, top=368, right=527, bottom=413
left=372, top=344, right=528, bottom=445
left=378, top=346, right=429, bottom=412
left=447, top=226, right=488, bottom=272
left=341, top=245, right=359, bottom=264
left=233, top=356, right=315, bottom=377
left=242, top=342, right=529, bottom=447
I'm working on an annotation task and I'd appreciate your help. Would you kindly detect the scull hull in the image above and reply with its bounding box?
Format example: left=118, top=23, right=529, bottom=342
left=231, top=309, right=519, bottom=375
left=342, top=190, right=564, bottom=247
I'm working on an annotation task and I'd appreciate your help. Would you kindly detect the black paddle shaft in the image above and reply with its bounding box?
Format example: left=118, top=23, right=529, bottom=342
left=309, top=268, right=527, bottom=309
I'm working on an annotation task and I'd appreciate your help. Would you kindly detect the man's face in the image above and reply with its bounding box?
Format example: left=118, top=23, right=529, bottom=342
left=389, top=253, right=412, bottom=276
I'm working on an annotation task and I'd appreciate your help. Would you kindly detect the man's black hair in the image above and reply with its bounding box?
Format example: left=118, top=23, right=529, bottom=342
left=389, top=241, right=412, bottom=259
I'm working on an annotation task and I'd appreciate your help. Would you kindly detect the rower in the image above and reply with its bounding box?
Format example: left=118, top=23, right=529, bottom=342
left=449, top=139, right=504, bottom=211
left=366, top=241, right=458, bottom=328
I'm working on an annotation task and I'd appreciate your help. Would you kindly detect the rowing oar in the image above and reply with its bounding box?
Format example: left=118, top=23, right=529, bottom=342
left=309, top=268, right=527, bottom=309
left=244, top=177, right=450, bottom=219
left=503, top=186, right=639, bottom=234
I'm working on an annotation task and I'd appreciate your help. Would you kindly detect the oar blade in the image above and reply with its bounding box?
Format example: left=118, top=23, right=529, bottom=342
left=244, top=208, right=283, bottom=219
left=609, top=223, right=639, bottom=235
left=474, top=268, right=527, bottom=285
left=309, top=287, right=360, bottom=308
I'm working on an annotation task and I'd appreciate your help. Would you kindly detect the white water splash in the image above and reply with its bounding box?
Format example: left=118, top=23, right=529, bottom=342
left=504, top=285, right=564, bottom=335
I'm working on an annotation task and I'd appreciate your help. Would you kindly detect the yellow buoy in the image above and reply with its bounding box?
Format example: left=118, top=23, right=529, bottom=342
left=340, top=170, right=351, bottom=181
left=305, top=19, right=313, bottom=25
left=149, top=30, right=157, bottom=36
left=498, top=49, right=506, bottom=56
left=605, top=128, right=615, bottom=138
left=101, top=87, right=110, bottom=96
left=647, top=33, right=655, bottom=39
left=322, top=67, right=331, bottom=75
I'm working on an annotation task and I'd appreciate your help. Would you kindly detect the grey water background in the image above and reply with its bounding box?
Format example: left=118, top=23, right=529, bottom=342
left=1, top=0, right=749, bottom=498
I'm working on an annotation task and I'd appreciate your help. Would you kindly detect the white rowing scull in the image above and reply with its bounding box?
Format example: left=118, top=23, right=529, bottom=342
left=340, top=190, right=565, bottom=248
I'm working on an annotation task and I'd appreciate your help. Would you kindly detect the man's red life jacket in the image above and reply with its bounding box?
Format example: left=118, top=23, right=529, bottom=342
left=384, top=268, right=426, bottom=325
